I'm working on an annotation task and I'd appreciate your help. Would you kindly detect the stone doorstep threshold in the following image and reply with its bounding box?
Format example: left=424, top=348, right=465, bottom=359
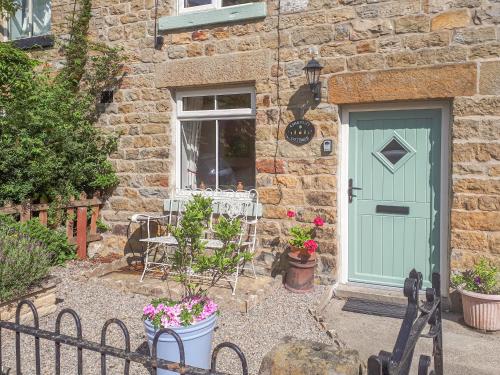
left=335, top=283, right=409, bottom=306
left=0, top=277, right=60, bottom=323
left=335, top=283, right=451, bottom=311
left=84, top=255, right=280, bottom=314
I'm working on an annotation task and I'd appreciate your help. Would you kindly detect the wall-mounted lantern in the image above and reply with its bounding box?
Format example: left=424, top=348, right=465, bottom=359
left=303, top=58, right=324, bottom=102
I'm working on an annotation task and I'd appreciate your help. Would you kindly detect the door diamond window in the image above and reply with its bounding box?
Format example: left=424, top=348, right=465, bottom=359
left=373, top=132, right=416, bottom=172
left=381, top=138, right=408, bottom=165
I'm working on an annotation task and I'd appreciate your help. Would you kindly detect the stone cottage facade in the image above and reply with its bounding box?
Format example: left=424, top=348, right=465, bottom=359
left=2, top=0, right=499, bottom=298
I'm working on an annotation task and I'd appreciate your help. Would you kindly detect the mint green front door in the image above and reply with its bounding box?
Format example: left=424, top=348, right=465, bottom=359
left=348, top=109, right=441, bottom=288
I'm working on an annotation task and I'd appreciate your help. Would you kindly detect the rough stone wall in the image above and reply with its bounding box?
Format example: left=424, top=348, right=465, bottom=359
left=3, top=0, right=499, bottom=281
left=451, top=95, right=500, bottom=270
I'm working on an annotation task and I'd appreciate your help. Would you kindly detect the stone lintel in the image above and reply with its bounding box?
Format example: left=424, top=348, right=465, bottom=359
left=328, top=63, right=477, bottom=104
left=155, top=50, right=271, bottom=88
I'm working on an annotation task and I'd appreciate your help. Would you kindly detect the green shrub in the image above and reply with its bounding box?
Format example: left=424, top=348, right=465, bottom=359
left=0, top=42, right=119, bottom=204
left=0, top=214, right=75, bottom=265
left=0, top=226, right=52, bottom=302
left=169, top=195, right=252, bottom=297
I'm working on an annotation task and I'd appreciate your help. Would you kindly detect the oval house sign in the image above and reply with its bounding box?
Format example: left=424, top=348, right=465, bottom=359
left=285, top=119, right=315, bottom=146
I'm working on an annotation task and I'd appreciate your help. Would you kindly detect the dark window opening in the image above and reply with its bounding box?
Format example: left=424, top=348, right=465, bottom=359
left=100, top=90, right=114, bottom=104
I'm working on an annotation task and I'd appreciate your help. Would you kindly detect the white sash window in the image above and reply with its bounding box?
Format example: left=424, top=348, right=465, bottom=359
left=176, top=87, right=256, bottom=191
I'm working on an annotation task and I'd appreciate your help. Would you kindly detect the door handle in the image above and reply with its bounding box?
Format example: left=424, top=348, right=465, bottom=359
left=348, top=178, right=362, bottom=203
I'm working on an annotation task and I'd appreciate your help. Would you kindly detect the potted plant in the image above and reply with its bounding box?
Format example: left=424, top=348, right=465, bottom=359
left=452, top=259, right=500, bottom=331
left=142, top=195, right=252, bottom=374
left=284, top=210, right=324, bottom=293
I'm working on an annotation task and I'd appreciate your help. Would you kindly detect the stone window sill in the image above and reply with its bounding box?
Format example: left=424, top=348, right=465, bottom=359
left=8, top=34, right=54, bottom=50
left=158, top=2, right=267, bottom=32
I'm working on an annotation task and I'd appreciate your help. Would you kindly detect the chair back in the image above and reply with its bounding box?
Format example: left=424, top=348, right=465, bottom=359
left=164, top=188, right=261, bottom=251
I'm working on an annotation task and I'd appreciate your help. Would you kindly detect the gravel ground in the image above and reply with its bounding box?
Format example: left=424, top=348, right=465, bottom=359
left=1, top=262, right=331, bottom=375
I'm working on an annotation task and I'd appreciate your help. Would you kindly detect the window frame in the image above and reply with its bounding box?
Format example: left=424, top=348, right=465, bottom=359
left=176, top=86, right=256, bottom=120
left=3, top=0, right=51, bottom=42
left=175, top=86, right=256, bottom=191
left=178, top=0, right=257, bottom=15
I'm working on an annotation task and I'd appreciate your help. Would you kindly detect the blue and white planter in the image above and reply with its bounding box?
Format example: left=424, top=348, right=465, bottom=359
left=144, top=313, right=217, bottom=375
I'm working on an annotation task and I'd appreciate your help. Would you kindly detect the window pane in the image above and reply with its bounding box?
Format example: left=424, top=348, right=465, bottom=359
left=180, top=121, right=217, bottom=190
left=184, top=0, right=212, bottom=8
left=180, top=120, right=255, bottom=190
left=9, top=0, right=30, bottom=40
left=216, top=93, right=251, bottom=110
left=182, top=96, right=215, bottom=111
left=218, top=119, right=255, bottom=190
left=222, top=0, right=259, bottom=6
left=33, top=0, right=51, bottom=36
left=381, top=138, right=408, bottom=165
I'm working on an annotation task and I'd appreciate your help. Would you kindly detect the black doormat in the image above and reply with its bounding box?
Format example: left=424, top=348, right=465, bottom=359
left=342, top=298, right=407, bottom=319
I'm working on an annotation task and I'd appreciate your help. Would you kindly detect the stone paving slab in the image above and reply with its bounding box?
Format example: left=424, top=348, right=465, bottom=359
left=91, top=259, right=280, bottom=314
left=322, top=297, right=500, bottom=375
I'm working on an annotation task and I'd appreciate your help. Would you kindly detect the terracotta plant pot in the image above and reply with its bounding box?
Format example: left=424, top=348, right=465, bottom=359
left=460, top=288, right=500, bottom=331
left=284, top=246, right=316, bottom=293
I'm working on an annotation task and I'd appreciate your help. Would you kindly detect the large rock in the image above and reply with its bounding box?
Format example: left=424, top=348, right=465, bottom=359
left=258, top=337, right=363, bottom=375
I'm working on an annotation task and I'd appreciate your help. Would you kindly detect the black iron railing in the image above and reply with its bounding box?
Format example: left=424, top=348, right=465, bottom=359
left=0, top=300, right=248, bottom=375
left=367, top=270, right=443, bottom=375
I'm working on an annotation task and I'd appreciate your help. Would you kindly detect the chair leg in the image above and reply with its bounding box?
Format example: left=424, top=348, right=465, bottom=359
left=250, top=259, right=257, bottom=279
left=231, top=264, right=240, bottom=296
left=140, top=244, right=151, bottom=282
left=140, top=260, right=148, bottom=282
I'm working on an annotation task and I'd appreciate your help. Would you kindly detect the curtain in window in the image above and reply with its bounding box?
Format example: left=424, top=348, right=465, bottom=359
left=33, top=0, right=51, bottom=36
left=181, top=121, right=202, bottom=189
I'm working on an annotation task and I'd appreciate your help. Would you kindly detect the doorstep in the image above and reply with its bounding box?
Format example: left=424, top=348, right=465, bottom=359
left=335, top=283, right=408, bottom=305
left=335, top=283, right=451, bottom=310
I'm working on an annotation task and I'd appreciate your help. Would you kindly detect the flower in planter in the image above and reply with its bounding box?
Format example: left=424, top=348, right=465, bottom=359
left=313, top=216, right=324, bottom=227
left=304, top=239, right=318, bottom=254
left=141, top=195, right=250, bottom=371
left=286, top=210, right=325, bottom=255
left=143, top=296, right=218, bottom=329
left=452, top=259, right=499, bottom=295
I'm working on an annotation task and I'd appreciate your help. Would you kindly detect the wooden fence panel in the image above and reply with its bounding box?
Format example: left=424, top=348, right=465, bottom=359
left=0, top=194, right=103, bottom=259
left=76, top=205, right=87, bottom=259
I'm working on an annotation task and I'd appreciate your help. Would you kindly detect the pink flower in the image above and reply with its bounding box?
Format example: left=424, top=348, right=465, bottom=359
left=143, top=304, right=155, bottom=319
left=304, top=240, right=318, bottom=254
left=313, top=216, right=324, bottom=227
left=287, top=210, right=296, bottom=218
left=143, top=297, right=218, bottom=329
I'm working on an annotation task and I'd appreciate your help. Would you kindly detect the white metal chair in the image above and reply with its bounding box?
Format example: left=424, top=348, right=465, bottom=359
left=136, top=196, right=189, bottom=282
